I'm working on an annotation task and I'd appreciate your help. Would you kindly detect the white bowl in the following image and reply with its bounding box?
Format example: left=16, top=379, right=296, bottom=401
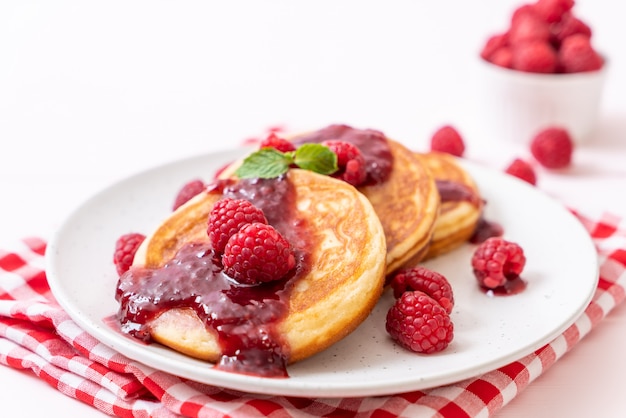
left=477, top=58, right=607, bottom=144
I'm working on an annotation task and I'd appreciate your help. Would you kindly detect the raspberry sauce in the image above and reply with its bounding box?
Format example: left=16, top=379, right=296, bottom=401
left=435, top=180, right=481, bottom=207
left=116, top=175, right=309, bottom=378
left=469, top=217, right=504, bottom=244
left=482, top=276, right=527, bottom=296
left=291, top=124, right=393, bottom=185
left=434, top=180, right=504, bottom=244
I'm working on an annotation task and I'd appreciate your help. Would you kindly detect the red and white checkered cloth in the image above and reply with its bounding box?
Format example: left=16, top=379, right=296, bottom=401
left=1, top=211, right=625, bottom=418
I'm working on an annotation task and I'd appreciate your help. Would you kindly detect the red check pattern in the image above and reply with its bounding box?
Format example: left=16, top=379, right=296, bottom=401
left=1, top=212, right=625, bottom=417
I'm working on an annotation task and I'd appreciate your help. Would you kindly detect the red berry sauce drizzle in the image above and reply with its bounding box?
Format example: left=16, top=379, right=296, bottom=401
left=291, top=124, right=394, bottom=185
left=435, top=179, right=503, bottom=244
left=435, top=179, right=481, bottom=208
left=469, top=217, right=504, bottom=244
left=116, top=175, right=311, bottom=378
left=486, top=276, right=527, bottom=296
left=435, top=178, right=523, bottom=295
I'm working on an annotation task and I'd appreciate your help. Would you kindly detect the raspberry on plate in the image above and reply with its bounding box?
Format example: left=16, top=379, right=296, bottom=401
left=207, top=198, right=268, bottom=254
left=471, top=237, right=526, bottom=289
left=430, top=125, right=465, bottom=157
left=386, top=291, right=454, bottom=354
left=113, top=233, right=146, bottom=276
left=322, top=140, right=367, bottom=186
left=469, top=217, right=504, bottom=245
left=390, top=266, right=454, bottom=314
left=259, top=132, right=296, bottom=153
left=505, top=158, right=537, bottom=185
left=222, top=222, right=295, bottom=285
left=173, top=179, right=207, bottom=211
left=530, top=126, right=574, bottom=169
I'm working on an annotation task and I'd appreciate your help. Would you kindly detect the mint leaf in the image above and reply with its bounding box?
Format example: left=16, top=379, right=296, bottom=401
left=293, top=143, right=338, bottom=175
left=234, top=143, right=338, bottom=179
left=235, top=148, right=294, bottom=179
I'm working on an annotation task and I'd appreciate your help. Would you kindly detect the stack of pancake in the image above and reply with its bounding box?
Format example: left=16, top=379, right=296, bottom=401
left=121, top=125, right=483, bottom=370
left=417, top=151, right=484, bottom=260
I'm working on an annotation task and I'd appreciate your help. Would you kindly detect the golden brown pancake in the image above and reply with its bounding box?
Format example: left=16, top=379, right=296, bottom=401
left=418, top=152, right=483, bottom=259
left=219, top=130, right=440, bottom=276
left=128, top=169, right=387, bottom=366
left=358, top=140, right=439, bottom=274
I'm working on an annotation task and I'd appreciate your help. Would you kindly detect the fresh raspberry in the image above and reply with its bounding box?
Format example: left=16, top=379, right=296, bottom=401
left=222, top=223, right=295, bottom=285
left=508, top=10, right=551, bottom=45
left=510, top=4, right=538, bottom=25
left=490, top=47, right=514, bottom=69
left=430, top=125, right=465, bottom=157
left=481, top=33, right=509, bottom=61
left=113, top=233, right=146, bottom=276
left=505, top=158, right=537, bottom=185
left=530, top=127, right=574, bottom=169
left=386, top=291, right=454, bottom=354
left=511, top=40, right=558, bottom=73
left=558, top=34, right=604, bottom=73
left=322, top=140, right=367, bottom=186
left=390, top=267, right=454, bottom=314
left=259, top=132, right=296, bottom=153
left=173, top=179, right=206, bottom=211
left=532, top=0, right=574, bottom=23
left=552, top=13, right=592, bottom=46
left=471, top=237, right=526, bottom=289
left=208, top=198, right=268, bottom=254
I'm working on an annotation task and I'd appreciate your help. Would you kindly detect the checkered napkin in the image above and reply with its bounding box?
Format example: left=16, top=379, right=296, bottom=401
left=1, top=212, right=625, bottom=418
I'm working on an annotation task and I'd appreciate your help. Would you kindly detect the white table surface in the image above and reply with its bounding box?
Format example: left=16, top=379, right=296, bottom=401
left=1, top=1, right=625, bottom=416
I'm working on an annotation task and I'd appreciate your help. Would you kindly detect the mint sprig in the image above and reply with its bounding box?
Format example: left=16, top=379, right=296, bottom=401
left=235, top=143, right=338, bottom=179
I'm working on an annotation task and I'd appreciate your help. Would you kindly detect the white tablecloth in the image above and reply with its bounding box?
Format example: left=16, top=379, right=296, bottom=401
left=1, top=1, right=625, bottom=416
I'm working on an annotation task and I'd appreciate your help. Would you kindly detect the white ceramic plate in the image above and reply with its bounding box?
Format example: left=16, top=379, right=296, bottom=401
left=46, top=148, right=598, bottom=398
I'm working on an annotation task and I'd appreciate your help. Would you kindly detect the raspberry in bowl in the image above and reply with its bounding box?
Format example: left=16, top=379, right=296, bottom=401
left=477, top=0, right=607, bottom=144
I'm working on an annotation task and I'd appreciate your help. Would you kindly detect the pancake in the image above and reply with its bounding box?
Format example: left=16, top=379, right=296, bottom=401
left=418, top=152, right=483, bottom=259
left=118, top=169, right=386, bottom=373
left=358, top=140, right=439, bottom=273
left=222, top=125, right=440, bottom=275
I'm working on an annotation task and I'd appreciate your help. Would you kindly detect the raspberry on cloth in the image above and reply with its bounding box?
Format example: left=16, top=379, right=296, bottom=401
left=1, top=211, right=625, bottom=417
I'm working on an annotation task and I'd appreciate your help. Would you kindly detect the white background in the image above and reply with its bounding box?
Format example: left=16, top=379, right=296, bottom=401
left=1, top=1, right=625, bottom=417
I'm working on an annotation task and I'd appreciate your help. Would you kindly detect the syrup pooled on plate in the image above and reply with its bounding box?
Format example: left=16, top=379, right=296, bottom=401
left=483, top=276, right=528, bottom=296
left=469, top=216, right=504, bottom=244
